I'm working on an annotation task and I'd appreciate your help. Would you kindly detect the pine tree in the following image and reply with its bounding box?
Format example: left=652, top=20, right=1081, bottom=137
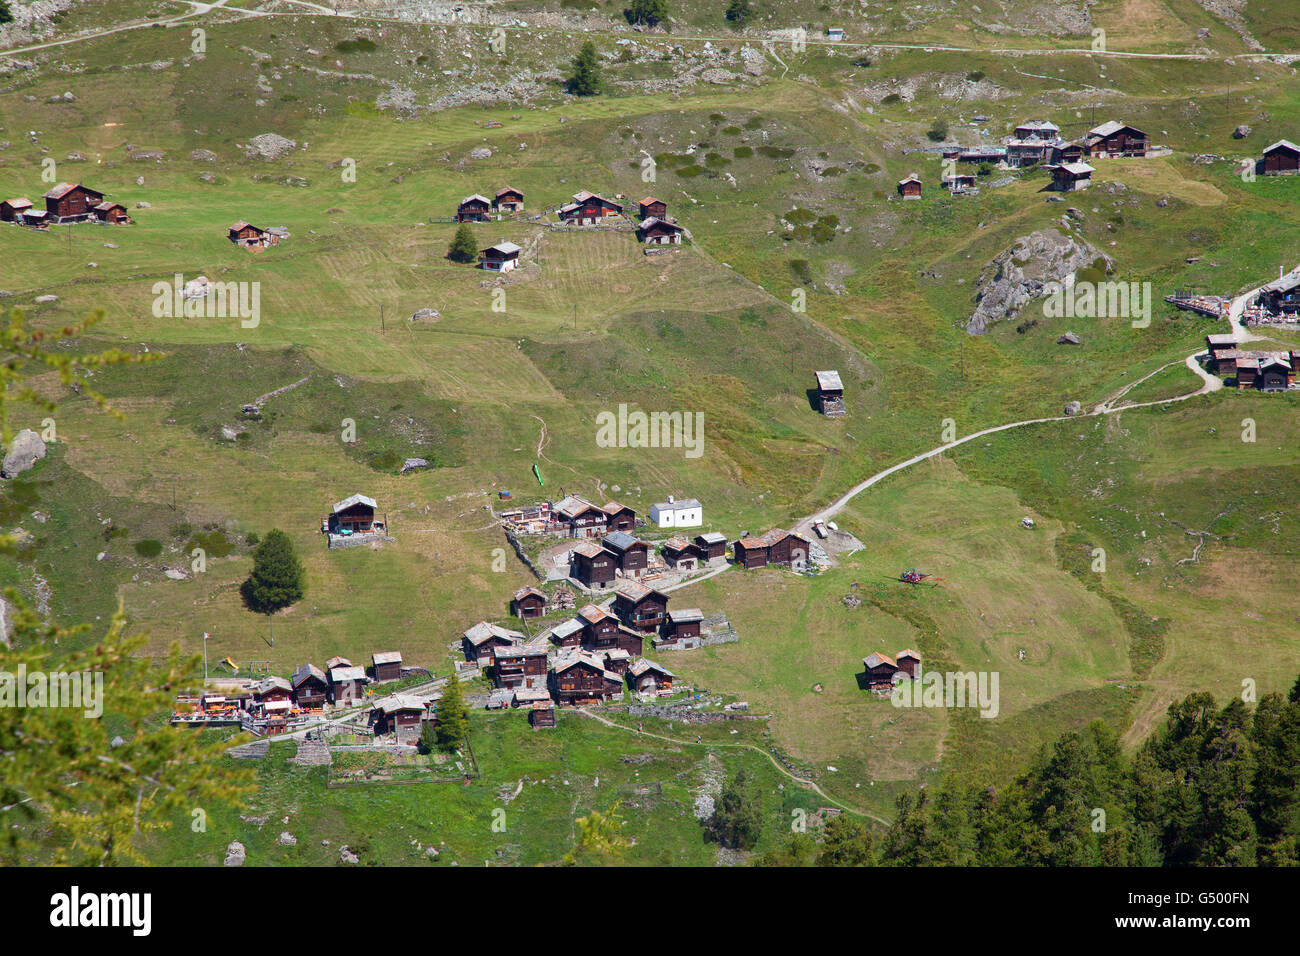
left=447, top=224, right=478, bottom=263
left=0, top=1, right=13, bottom=26
left=435, top=670, right=469, bottom=752
left=725, top=0, right=752, bottom=24
left=709, top=768, right=762, bottom=850
left=566, top=41, right=602, bottom=97
left=626, top=0, right=668, bottom=26
left=817, top=814, right=874, bottom=866
left=239, top=529, right=305, bottom=644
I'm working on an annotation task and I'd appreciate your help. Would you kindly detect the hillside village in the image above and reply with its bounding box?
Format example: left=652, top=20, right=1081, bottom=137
left=4, top=0, right=1300, bottom=879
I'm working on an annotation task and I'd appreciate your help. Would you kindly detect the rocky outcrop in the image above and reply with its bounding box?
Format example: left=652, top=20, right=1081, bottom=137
left=965, top=228, right=1110, bottom=335
left=2, top=429, right=46, bottom=478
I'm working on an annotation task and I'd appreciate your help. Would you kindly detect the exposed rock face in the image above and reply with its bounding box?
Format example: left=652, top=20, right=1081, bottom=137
left=243, top=133, right=297, bottom=161
left=966, top=228, right=1110, bottom=334
left=2, top=429, right=47, bottom=478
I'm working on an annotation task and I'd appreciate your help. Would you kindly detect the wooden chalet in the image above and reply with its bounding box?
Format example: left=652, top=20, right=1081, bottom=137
left=228, top=221, right=277, bottom=248
left=550, top=652, right=623, bottom=705
left=43, top=182, right=104, bottom=222
left=1, top=198, right=33, bottom=222
left=958, top=146, right=1005, bottom=164
left=661, top=536, right=697, bottom=571
left=558, top=190, right=622, bottom=225
left=612, top=580, right=669, bottom=634
left=462, top=621, right=524, bottom=665
left=370, top=694, right=429, bottom=745
left=1046, top=140, right=1084, bottom=166
left=1004, top=140, right=1046, bottom=168
left=93, top=201, right=131, bottom=224
left=1051, top=161, right=1094, bottom=192
left=456, top=194, right=492, bottom=222
left=733, top=529, right=810, bottom=570
left=896, top=649, right=922, bottom=680
left=638, top=197, right=667, bottom=220
left=1081, top=121, right=1147, bottom=158
left=577, top=603, right=619, bottom=648
left=326, top=493, right=386, bottom=536
left=549, top=617, right=585, bottom=649
left=897, top=174, right=922, bottom=199
left=371, top=651, right=403, bottom=682
left=553, top=494, right=608, bottom=537
left=329, top=664, right=367, bottom=704
left=479, top=240, right=521, bottom=272
left=602, top=531, right=650, bottom=578
left=1257, top=269, right=1300, bottom=315
left=601, top=501, right=637, bottom=533
left=862, top=652, right=899, bottom=691
left=660, top=607, right=703, bottom=647
left=943, top=173, right=977, bottom=193
left=492, top=644, right=548, bottom=690
left=629, top=658, right=675, bottom=697
left=814, top=369, right=846, bottom=417
left=601, top=648, right=632, bottom=675
left=570, top=540, right=617, bottom=590
left=512, top=585, right=548, bottom=619
left=1262, top=140, right=1300, bottom=176
left=692, top=531, right=728, bottom=564
left=253, top=675, right=294, bottom=705
left=636, top=217, right=685, bottom=245
left=291, top=663, right=329, bottom=709
left=1014, top=121, right=1060, bottom=142
left=493, top=187, right=525, bottom=212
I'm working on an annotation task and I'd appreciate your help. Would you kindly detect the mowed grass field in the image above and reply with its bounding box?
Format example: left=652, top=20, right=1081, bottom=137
left=3, top=2, right=1300, bottom=859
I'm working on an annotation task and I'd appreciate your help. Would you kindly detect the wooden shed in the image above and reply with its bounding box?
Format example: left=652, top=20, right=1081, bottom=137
left=814, top=369, right=846, bottom=416
left=493, top=187, right=525, bottom=212
left=1262, top=140, right=1300, bottom=176
left=601, top=501, right=637, bottom=533
left=479, top=240, right=521, bottom=272
left=1081, top=121, right=1147, bottom=158
left=638, top=197, right=667, bottom=220
left=462, top=621, right=524, bottom=665
left=636, top=217, right=685, bottom=245
left=629, top=658, right=676, bottom=697
left=93, top=201, right=131, bottom=224
left=1051, top=162, right=1094, bottom=192
left=291, top=663, right=329, bottom=709
left=512, top=585, right=548, bottom=619
left=327, top=493, right=384, bottom=535
left=492, top=644, right=548, bottom=690
left=550, top=653, right=623, bottom=705
left=371, top=651, right=403, bottom=682
left=602, top=531, right=650, bottom=578
left=0, top=198, right=33, bottom=223
left=897, top=174, right=922, bottom=199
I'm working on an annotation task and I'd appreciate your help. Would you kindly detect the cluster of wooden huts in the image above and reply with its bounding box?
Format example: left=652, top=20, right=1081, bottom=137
left=173, top=650, right=409, bottom=736
left=452, top=189, right=686, bottom=257
left=1204, top=333, right=1298, bottom=391
left=1, top=183, right=130, bottom=227
left=862, top=649, right=923, bottom=693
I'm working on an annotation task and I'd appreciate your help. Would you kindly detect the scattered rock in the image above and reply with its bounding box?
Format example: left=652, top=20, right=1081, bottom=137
left=65, top=151, right=86, bottom=162
left=244, top=133, right=297, bottom=161
left=278, top=832, right=298, bottom=846
left=409, top=308, right=440, bottom=322
left=164, top=569, right=187, bottom=580
left=1064, top=401, right=1082, bottom=416
left=224, top=841, right=246, bottom=867
left=34, top=294, right=58, bottom=304
left=220, top=425, right=244, bottom=442
left=135, top=201, right=152, bottom=209
left=2, top=429, right=47, bottom=479
left=425, top=846, right=440, bottom=859
left=1057, top=331, right=1081, bottom=345
left=190, top=148, right=218, bottom=162
left=1021, top=516, right=1036, bottom=529
left=129, top=150, right=166, bottom=162
left=1232, top=124, right=1252, bottom=139
left=401, top=458, right=430, bottom=473
left=468, top=146, right=492, bottom=160
left=339, top=845, right=360, bottom=864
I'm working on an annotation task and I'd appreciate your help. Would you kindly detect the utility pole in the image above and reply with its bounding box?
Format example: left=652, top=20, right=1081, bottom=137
left=203, top=632, right=210, bottom=683
left=380, top=304, right=385, bottom=333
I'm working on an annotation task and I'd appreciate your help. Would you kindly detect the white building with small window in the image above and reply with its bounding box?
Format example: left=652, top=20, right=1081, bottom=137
left=649, top=496, right=702, bottom=529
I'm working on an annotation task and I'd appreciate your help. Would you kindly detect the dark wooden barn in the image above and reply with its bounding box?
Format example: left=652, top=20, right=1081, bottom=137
left=1081, top=121, right=1147, bottom=158
left=570, top=541, right=617, bottom=589
left=602, top=531, right=649, bottom=578
left=1, top=197, right=33, bottom=222
left=558, top=190, right=622, bottom=225
left=493, top=187, right=525, bottom=211
left=371, top=651, right=403, bottom=682
left=814, top=369, right=845, bottom=416
left=612, top=580, right=669, bottom=633
left=897, top=174, right=922, bottom=199
left=550, top=653, right=623, bottom=705
left=1262, top=140, right=1300, bottom=175
left=291, top=664, right=329, bottom=709
left=456, top=194, right=492, bottom=222
left=638, top=197, right=667, bottom=220
left=492, top=645, right=548, bottom=690
left=512, top=585, right=548, bottom=619
left=43, top=183, right=104, bottom=222
left=601, top=501, right=637, bottom=533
